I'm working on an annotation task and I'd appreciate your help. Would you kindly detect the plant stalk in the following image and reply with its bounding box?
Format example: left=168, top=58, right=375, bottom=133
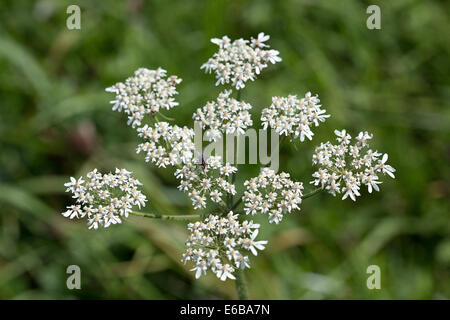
left=130, top=211, right=201, bottom=220
left=302, top=188, right=322, bottom=199
left=234, top=268, right=248, bottom=300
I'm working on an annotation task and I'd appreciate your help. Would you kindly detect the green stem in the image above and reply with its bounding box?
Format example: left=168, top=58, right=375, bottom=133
left=235, top=268, right=248, bottom=300
left=231, top=196, right=242, bottom=210
left=302, top=188, right=323, bottom=199
left=130, top=211, right=201, bottom=221
left=157, top=112, right=175, bottom=121
left=236, top=89, right=242, bottom=101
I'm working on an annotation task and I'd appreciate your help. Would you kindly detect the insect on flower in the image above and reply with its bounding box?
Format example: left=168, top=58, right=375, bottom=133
left=194, top=149, right=208, bottom=172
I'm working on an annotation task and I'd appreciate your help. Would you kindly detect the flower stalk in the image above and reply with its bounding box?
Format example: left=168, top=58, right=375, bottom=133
left=301, top=188, right=322, bottom=199
left=130, top=211, right=202, bottom=221
left=235, top=268, right=248, bottom=300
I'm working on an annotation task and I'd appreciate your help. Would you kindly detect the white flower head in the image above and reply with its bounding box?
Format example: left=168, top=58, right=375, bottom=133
left=261, top=92, right=329, bottom=142
left=242, top=168, right=304, bottom=223
left=106, top=67, right=182, bottom=128
left=311, top=130, right=396, bottom=201
left=62, top=169, right=147, bottom=229
left=136, top=121, right=195, bottom=168
left=193, top=90, right=253, bottom=142
left=175, top=155, right=237, bottom=209
left=182, top=212, right=267, bottom=281
left=201, top=33, right=281, bottom=90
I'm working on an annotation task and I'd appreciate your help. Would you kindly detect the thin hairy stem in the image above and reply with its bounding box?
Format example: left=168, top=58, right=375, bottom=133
left=231, top=196, right=243, bottom=210
left=130, top=211, right=202, bottom=220
left=157, top=112, right=175, bottom=121
left=235, top=268, right=248, bottom=300
left=236, top=90, right=242, bottom=101
left=302, top=188, right=323, bottom=199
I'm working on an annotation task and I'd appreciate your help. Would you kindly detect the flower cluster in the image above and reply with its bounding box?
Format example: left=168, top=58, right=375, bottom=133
left=193, top=90, right=253, bottom=141
left=242, top=168, right=304, bottom=224
left=62, top=169, right=147, bottom=229
left=175, top=156, right=237, bottom=209
left=311, top=130, right=396, bottom=201
left=201, top=33, right=281, bottom=90
left=182, top=212, right=268, bottom=281
left=261, top=92, right=329, bottom=142
left=136, top=122, right=195, bottom=168
left=60, top=31, right=399, bottom=290
left=106, top=67, right=182, bottom=128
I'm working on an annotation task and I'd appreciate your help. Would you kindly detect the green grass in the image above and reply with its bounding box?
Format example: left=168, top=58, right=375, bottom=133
left=0, top=0, right=449, bottom=299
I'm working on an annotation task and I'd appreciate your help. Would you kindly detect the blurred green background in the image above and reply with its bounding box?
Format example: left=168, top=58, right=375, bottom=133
left=0, top=0, right=449, bottom=299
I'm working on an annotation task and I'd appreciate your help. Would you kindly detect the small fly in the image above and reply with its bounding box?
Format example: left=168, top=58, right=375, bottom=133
left=195, top=149, right=208, bottom=172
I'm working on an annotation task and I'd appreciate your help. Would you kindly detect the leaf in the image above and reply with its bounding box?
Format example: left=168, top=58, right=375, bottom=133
left=0, top=32, right=51, bottom=99
left=0, top=184, right=55, bottom=220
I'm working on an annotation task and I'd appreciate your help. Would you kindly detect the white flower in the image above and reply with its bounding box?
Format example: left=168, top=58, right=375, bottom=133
left=216, top=264, right=236, bottom=281
left=240, top=229, right=268, bottom=256
left=261, top=93, right=329, bottom=142
left=62, top=205, right=83, bottom=219
left=235, top=254, right=251, bottom=270
left=64, top=177, right=85, bottom=197
left=210, top=189, right=223, bottom=203
left=334, top=129, right=351, bottom=145
left=62, top=169, right=147, bottom=229
left=311, top=130, right=395, bottom=201
left=201, top=34, right=281, bottom=90
left=182, top=212, right=267, bottom=281
left=362, top=172, right=381, bottom=193
left=193, top=90, right=253, bottom=142
left=268, top=209, right=283, bottom=224
left=242, top=168, right=304, bottom=223
left=88, top=214, right=102, bottom=230
left=251, top=32, right=270, bottom=48
left=376, top=154, right=396, bottom=178
left=105, top=67, right=182, bottom=128
left=342, top=180, right=361, bottom=201
left=311, top=168, right=329, bottom=188
left=355, top=131, right=373, bottom=148
left=221, top=163, right=238, bottom=176
left=104, top=212, right=122, bottom=228
left=191, top=259, right=208, bottom=279
left=136, top=122, right=195, bottom=167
